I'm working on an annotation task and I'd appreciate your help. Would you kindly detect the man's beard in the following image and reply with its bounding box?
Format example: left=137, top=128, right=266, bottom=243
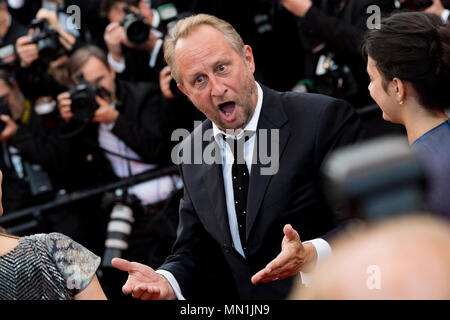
left=216, top=72, right=257, bottom=131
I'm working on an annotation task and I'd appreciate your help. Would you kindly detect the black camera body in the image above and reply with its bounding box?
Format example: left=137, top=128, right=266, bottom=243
left=29, top=18, right=65, bottom=64
left=68, top=74, right=103, bottom=122
left=120, top=6, right=151, bottom=44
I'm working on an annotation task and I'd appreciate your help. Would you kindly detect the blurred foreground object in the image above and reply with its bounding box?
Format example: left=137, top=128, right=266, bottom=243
left=289, top=214, right=450, bottom=299
left=323, top=136, right=427, bottom=220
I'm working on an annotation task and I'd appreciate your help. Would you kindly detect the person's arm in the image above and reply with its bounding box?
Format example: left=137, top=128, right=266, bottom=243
left=74, top=275, right=107, bottom=300
left=283, top=0, right=389, bottom=57
left=109, top=82, right=171, bottom=164
left=35, top=9, right=76, bottom=52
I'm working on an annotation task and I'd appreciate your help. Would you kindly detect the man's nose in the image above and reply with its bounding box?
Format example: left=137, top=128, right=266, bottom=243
left=210, top=76, right=227, bottom=97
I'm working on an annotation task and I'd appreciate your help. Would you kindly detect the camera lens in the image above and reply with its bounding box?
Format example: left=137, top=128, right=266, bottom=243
left=102, top=203, right=135, bottom=268
left=125, top=20, right=150, bottom=44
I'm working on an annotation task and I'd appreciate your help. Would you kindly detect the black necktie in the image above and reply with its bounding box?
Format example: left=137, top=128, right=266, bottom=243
left=224, top=133, right=251, bottom=252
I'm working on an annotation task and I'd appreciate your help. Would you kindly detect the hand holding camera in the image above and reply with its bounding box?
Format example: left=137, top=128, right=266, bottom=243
left=159, top=65, right=175, bottom=99
left=57, top=91, right=73, bottom=123
left=15, top=35, right=39, bottom=68
left=104, top=22, right=126, bottom=63
left=58, top=73, right=117, bottom=124
left=92, top=95, right=119, bottom=124
left=0, top=114, right=18, bottom=142
left=104, top=5, right=157, bottom=61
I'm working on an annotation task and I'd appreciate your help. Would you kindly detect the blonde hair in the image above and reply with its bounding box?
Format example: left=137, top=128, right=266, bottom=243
left=163, top=14, right=245, bottom=84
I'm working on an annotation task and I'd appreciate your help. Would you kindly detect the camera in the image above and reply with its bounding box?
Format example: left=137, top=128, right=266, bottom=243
left=120, top=5, right=151, bottom=44
left=313, top=50, right=358, bottom=100
left=68, top=73, right=108, bottom=122
left=29, top=18, right=65, bottom=64
left=323, top=136, right=427, bottom=221
left=0, top=97, right=11, bottom=133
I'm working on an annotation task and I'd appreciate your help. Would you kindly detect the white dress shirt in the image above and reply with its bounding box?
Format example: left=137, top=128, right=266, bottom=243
left=98, top=103, right=182, bottom=205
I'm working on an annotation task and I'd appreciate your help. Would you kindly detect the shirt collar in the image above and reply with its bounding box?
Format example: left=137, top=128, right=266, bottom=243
left=212, top=82, right=263, bottom=142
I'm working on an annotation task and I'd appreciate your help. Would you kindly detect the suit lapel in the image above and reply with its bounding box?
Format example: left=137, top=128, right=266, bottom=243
left=246, top=85, right=290, bottom=241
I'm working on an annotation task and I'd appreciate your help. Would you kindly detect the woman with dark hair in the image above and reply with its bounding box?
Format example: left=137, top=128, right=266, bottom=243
left=362, top=11, right=450, bottom=217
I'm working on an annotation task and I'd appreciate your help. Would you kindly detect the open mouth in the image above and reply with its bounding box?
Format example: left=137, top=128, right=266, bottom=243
left=218, top=101, right=236, bottom=117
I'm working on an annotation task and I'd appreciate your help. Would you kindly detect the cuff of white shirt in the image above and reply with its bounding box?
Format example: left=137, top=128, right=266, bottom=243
left=149, top=38, right=163, bottom=68
left=299, top=238, right=332, bottom=286
left=107, top=52, right=126, bottom=73
left=442, top=9, right=449, bottom=22
left=151, top=9, right=161, bottom=28
left=155, top=269, right=185, bottom=300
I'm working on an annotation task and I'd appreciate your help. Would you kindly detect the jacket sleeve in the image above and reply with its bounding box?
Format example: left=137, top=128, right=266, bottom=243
left=298, top=1, right=390, bottom=57
left=111, top=82, right=171, bottom=165
left=313, top=97, right=366, bottom=241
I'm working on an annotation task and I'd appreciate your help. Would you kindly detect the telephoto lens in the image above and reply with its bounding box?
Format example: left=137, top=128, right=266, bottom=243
left=102, top=189, right=135, bottom=268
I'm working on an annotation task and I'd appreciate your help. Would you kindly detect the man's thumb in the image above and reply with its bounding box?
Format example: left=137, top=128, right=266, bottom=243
left=283, top=224, right=300, bottom=242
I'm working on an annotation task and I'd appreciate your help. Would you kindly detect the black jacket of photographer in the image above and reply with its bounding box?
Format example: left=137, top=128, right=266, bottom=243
left=57, top=78, right=171, bottom=192
left=295, top=0, right=395, bottom=108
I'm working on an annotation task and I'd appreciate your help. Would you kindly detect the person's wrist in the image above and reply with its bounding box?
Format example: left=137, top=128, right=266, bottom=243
left=301, top=242, right=318, bottom=273
left=110, top=50, right=123, bottom=62
left=158, top=274, right=176, bottom=300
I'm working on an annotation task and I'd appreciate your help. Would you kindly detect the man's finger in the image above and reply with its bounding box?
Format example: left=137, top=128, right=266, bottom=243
left=112, top=257, right=133, bottom=272
left=133, top=283, right=160, bottom=300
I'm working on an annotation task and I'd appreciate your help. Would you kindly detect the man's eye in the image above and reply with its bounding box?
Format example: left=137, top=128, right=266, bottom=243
left=195, top=76, right=206, bottom=84
left=217, top=65, right=226, bottom=72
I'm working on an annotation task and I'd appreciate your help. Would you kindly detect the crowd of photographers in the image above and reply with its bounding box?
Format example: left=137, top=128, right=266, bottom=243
left=0, top=0, right=448, bottom=299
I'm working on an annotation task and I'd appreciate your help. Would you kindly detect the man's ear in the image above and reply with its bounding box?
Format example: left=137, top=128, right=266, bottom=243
left=177, top=83, right=189, bottom=99
left=243, top=45, right=255, bottom=74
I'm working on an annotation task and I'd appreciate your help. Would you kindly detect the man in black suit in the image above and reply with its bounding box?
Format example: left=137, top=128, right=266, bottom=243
left=112, top=13, right=363, bottom=300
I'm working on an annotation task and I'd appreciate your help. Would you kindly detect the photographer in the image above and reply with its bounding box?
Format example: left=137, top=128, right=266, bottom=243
left=0, top=0, right=26, bottom=46
left=279, top=0, right=396, bottom=108
left=101, top=0, right=165, bottom=83
left=14, top=7, right=82, bottom=103
left=0, top=68, right=61, bottom=212
left=0, top=0, right=27, bottom=70
left=56, top=45, right=181, bottom=275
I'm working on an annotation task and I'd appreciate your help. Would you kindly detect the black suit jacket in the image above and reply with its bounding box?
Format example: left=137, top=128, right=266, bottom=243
left=160, top=85, right=363, bottom=299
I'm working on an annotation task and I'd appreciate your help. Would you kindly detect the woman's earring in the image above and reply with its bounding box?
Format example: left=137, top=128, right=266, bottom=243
left=399, top=101, right=404, bottom=105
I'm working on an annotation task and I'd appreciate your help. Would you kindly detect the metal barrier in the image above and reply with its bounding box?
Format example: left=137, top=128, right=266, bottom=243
left=0, top=166, right=179, bottom=234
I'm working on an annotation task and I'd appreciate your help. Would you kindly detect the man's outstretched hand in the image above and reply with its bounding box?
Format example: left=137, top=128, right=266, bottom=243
left=251, top=224, right=317, bottom=284
left=112, top=258, right=176, bottom=300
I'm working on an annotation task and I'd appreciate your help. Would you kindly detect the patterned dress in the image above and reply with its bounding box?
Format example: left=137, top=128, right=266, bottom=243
left=0, top=232, right=101, bottom=300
